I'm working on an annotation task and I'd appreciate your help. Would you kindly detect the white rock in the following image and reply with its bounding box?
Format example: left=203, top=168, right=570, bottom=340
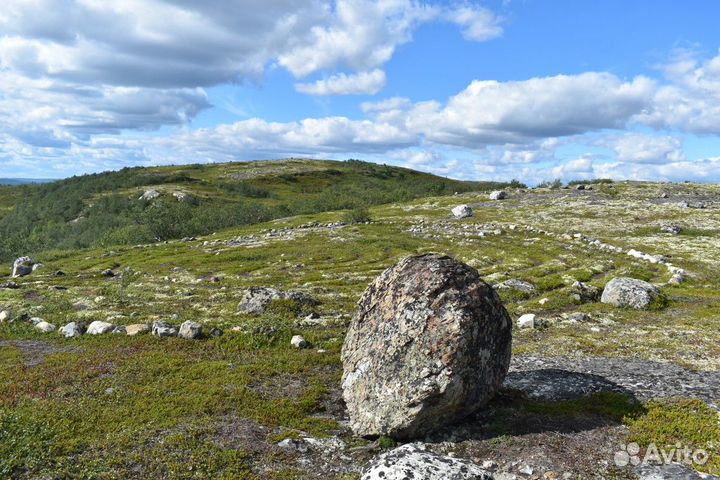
left=178, top=320, right=202, bottom=339
left=0, top=310, right=12, bottom=322
left=517, top=314, right=536, bottom=329
left=86, top=321, right=114, bottom=335
left=489, top=190, right=507, bottom=200
left=451, top=204, right=473, bottom=218
left=139, top=189, right=161, bottom=201
left=291, top=335, right=309, bottom=348
left=538, top=298, right=549, bottom=305
left=362, top=444, right=492, bottom=480
left=59, top=322, right=85, bottom=338
left=35, top=321, right=56, bottom=333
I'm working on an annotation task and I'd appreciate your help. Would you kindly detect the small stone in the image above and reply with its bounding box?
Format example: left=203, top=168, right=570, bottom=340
left=517, top=314, right=536, bottom=329
left=152, top=321, right=178, bottom=337
left=59, top=321, right=86, bottom=338
left=482, top=460, right=498, bottom=470
left=29, top=317, right=43, bottom=325
left=291, top=335, right=309, bottom=348
left=32, top=263, right=44, bottom=272
left=661, top=224, right=682, bottom=235
left=178, top=320, right=203, bottom=339
left=35, top=321, right=56, bottom=333
left=209, top=328, right=223, bottom=337
left=543, top=472, right=560, bottom=480
left=0, top=281, right=20, bottom=289
left=575, top=184, right=585, bottom=190
left=86, top=321, right=114, bottom=335
left=0, top=310, right=12, bottom=323
left=54, top=270, right=66, bottom=277
left=495, top=279, right=536, bottom=293
left=125, top=324, right=150, bottom=336
left=567, top=312, right=591, bottom=322
left=101, top=269, right=115, bottom=277
left=111, top=326, right=127, bottom=335
left=451, top=204, right=473, bottom=218
left=518, top=465, right=534, bottom=475
left=538, top=298, right=549, bottom=305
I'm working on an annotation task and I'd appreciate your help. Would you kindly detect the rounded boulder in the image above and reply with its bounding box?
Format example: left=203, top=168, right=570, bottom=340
left=341, top=253, right=512, bottom=439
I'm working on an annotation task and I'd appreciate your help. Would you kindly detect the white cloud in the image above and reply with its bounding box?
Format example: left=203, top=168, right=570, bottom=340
left=602, top=134, right=686, bottom=164
left=295, top=69, right=387, bottom=95
left=444, top=4, right=503, bottom=41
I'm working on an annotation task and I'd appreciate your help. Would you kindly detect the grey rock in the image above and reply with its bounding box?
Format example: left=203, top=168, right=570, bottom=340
left=495, top=279, right=536, bottom=294
left=291, top=335, right=309, bottom=348
left=237, top=287, right=316, bottom=314
left=35, top=321, right=56, bottom=333
left=59, top=322, right=86, bottom=338
left=489, top=190, right=507, bottom=200
left=139, top=189, right=161, bottom=201
left=362, top=444, right=493, bottom=480
left=504, top=368, right=632, bottom=402
left=661, top=224, right=682, bottom=235
left=32, top=263, right=44, bottom=272
left=601, top=277, right=663, bottom=309
left=0, top=281, right=19, bottom=289
left=86, top=321, right=114, bottom=335
left=575, top=184, right=585, bottom=190
left=451, top=204, right=473, bottom=218
left=634, top=462, right=714, bottom=479
left=342, top=254, right=512, bottom=439
left=101, top=269, right=115, bottom=277
left=152, top=321, right=178, bottom=337
left=567, top=312, right=591, bottom=322
left=209, top=327, right=224, bottom=337
left=173, top=191, right=192, bottom=202
left=111, top=326, right=127, bottom=335
left=12, top=256, right=35, bottom=277
left=178, top=320, right=202, bottom=339
left=570, top=281, right=601, bottom=303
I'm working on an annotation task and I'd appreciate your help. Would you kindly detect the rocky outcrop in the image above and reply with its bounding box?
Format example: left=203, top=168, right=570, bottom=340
left=237, top=287, right=315, bottom=314
left=342, top=254, right=512, bottom=439
left=601, top=277, right=663, bottom=309
left=362, top=444, right=493, bottom=480
left=12, top=256, right=35, bottom=277
left=451, top=204, right=473, bottom=218
left=139, top=189, right=161, bottom=201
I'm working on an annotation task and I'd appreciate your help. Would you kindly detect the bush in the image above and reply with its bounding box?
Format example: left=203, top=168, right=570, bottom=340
left=342, top=206, right=371, bottom=224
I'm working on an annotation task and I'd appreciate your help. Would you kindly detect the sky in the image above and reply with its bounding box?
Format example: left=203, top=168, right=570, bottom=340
left=1, top=1, right=720, bottom=184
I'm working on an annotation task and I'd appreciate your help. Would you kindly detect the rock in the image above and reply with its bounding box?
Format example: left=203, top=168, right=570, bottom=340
left=209, top=327, right=224, bottom=337
left=451, top=204, right=473, bottom=218
left=86, top=321, right=115, bottom=335
left=101, top=269, right=115, bottom=277
left=0, top=281, right=19, bottom=289
left=601, top=277, right=663, bottom=309
left=570, top=281, right=600, bottom=303
left=361, top=444, right=493, bottom=480
left=575, top=184, right=585, bottom=190
left=178, top=320, right=202, bottom=339
left=660, top=192, right=669, bottom=198
left=494, top=279, right=536, bottom=293
left=0, top=310, right=11, bottom=323
left=342, top=253, right=512, bottom=439
left=54, top=270, right=66, bottom=276
left=538, top=298, right=549, bottom=305
left=661, top=224, right=682, bottom=235
left=111, top=326, right=127, bottom=335
left=567, top=312, right=591, bottom=322
left=152, top=321, right=178, bottom=337
left=517, top=313, right=535, bottom=329
left=173, top=191, right=191, bottom=202
left=29, top=317, right=43, bottom=325
left=12, top=256, right=35, bottom=277
left=634, top=462, right=709, bottom=479
left=59, top=321, right=86, bottom=338
left=277, top=438, right=308, bottom=453
left=35, top=321, right=56, bottom=333
left=32, top=263, right=44, bottom=272
left=291, top=335, right=309, bottom=348
left=237, top=287, right=316, bottom=314
left=125, top=324, right=150, bottom=336
left=139, top=189, right=161, bottom=201
left=668, top=273, right=685, bottom=285
left=489, top=190, right=507, bottom=200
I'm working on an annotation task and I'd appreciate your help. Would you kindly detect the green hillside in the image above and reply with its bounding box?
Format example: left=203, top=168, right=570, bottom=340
left=0, top=159, right=520, bottom=262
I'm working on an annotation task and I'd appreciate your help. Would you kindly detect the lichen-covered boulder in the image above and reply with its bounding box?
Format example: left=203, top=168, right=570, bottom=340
left=451, top=204, right=473, bottom=218
left=601, top=277, right=663, bottom=309
left=178, top=320, right=202, bottom=339
left=237, top=287, right=315, bottom=314
left=362, top=444, right=493, bottom=480
left=341, top=254, right=512, bottom=439
left=12, top=256, right=35, bottom=277
left=86, top=321, right=114, bottom=335
left=489, top=190, right=507, bottom=200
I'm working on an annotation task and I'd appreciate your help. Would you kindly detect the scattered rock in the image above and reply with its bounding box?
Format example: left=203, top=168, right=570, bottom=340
left=0, top=310, right=12, bottom=323
left=139, top=189, right=161, bottom=201
left=209, top=327, right=224, bottom=338
left=12, top=256, right=35, bottom=277
left=173, top=191, right=191, bottom=202
left=575, top=184, right=585, bottom=190
left=489, top=190, right=507, bottom=200
left=178, top=320, right=202, bottom=339
left=361, top=444, right=493, bottom=480
left=35, top=321, right=56, bottom=333
left=451, top=204, right=473, bottom=218
left=32, top=263, right=44, bottom=272
left=86, top=321, right=115, bottom=335
left=570, top=281, right=600, bottom=303
left=668, top=273, right=685, bottom=285
left=237, top=287, right=316, bottom=314
left=111, top=326, right=127, bottom=335
left=661, top=224, right=682, bottom=235
left=59, top=322, right=86, bottom=338
left=152, top=321, right=178, bottom=337
left=495, top=279, right=536, bottom=294
left=29, top=317, right=43, bottom=325
left=567, top=312, right=591, bottom=322
left=101, top=269, right=115, bottom=278
left=517, top=313, right=536, bottom=329
left=0, top=281, right=19, bottom=289
left=601, top=277, right=663, bottom=309
left=124, top=324, right=150, bottom=336
left=342, top=254, right=512, bottom=439
left=291, top=335, right=309, bottom=348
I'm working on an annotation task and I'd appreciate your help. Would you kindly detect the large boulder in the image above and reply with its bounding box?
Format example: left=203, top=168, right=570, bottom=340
left=86, top=321, right=114, bottom=335
left=139, top=189, right=161, bottom=201
left=59, top=322, right=86, bottom=338
left=12, top=256, right=35, bottom=277
left=601, top=277, right=664, bottom=309
left=178, top=320, right=202, bottom=339
left=237, top=287, right=315, bottom=314
left=451, top=204, right=473, bottom=218
left=362, top=444, right=493, bottom=480
left=341, top=254, right=512, bottom=439
left=489, top=190, right=507, bottom=200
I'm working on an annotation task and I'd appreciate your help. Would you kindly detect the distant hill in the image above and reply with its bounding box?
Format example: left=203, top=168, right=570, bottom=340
left=0, top=158, right=523, bottom=261
left=0, top=178, right=56, bottom=185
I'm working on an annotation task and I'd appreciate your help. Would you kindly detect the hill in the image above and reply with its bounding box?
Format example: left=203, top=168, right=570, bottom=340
left=0, top=159, right=521, bottom=262
left=0, top=178, right=56, bottom=185
left=0, top=180, right=719, bottom=477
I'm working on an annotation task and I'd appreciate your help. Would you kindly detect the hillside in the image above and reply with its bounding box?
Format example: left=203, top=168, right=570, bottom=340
left=0, top=159, right=520, bottom=262
left=1, top=180, right=720, bottom=478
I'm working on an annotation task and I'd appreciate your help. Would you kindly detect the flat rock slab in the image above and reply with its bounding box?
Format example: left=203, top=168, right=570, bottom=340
left=504, top=368, right=633, bottom=402
left=510, top=356, right=720, bottom=403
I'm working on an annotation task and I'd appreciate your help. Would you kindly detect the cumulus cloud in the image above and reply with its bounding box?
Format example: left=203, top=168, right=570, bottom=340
left=295, top=70, right=387, bottom=95
left=602, top=134, right=686, bottom=164
left=444, top=4, right=503, bottom=41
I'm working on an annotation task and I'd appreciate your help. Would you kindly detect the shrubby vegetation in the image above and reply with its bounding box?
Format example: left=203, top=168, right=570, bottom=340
left=0, top=159, right=523, bottom=261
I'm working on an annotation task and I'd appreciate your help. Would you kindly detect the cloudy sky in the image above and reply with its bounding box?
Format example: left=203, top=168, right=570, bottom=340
left=1, top=0, right=720, bottom=183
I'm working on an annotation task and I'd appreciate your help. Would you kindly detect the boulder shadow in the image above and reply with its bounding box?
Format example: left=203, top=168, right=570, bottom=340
left=430, top=368, right=645, bottom=442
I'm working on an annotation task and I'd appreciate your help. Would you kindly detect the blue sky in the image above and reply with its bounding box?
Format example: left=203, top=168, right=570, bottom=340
left=1, top=0, right=720, bottom=183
